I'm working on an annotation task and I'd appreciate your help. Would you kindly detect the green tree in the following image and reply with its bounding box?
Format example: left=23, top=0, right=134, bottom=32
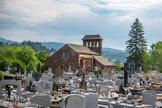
left=115, top=62, right=123, bottom=71
left=11, top=59, right=25, bottom=71
left=126, top=18, right=147, bottom=71
left=0, top=46, right=19, bottom=71
left=0, top=44, right=49, bottom=73
left=141, top=51, right=152, bottom=72
left=36, top=51, right=49, bottom=73
left=15, top=46, right=38, bottom=72
left=21, top=41, right=50, bottom=54
left=36, top=51, right=49, bottom=62
left=0, top=54, right=9, bottom=71
left=37, top=62, right=42, bottom=72
left=150, top=41, right=162, bottom=72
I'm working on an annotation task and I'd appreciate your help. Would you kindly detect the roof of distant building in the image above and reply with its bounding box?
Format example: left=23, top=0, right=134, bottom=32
left=67, top=44, right=98, bottom=55
left=93, top=55, right=115, bottom=66
left=82, top=34, right=103, bottom=40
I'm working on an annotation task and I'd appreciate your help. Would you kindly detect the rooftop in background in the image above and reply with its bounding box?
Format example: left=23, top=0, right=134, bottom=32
left=82, top=34, right=103, bottom=40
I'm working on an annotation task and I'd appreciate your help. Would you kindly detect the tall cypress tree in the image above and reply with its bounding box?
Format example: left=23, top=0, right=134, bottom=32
left=126, top=18, right=147, bottom=71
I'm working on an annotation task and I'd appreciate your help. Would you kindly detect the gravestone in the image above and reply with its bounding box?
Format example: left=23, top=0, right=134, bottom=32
left=102, top=73, right=109, bottom=80
left=27, top=81, right=37, bottom=92
left=0, top=89, right=3, bottom=99
left=62, top=94, right=85, bottom=108
left=24, top=75, right=33, bottom=87
left=54, top=75, right=62, bottom=84
left=88, top=79, right=96, bottom=86
left=42, top=68, right=54, bottom=82
left=30, top=95, right=51, bottom=108
left=128, top=62, right=135, bottom=77
left=84, top=93, right=98, bottom=108
left=32, top=72, right=42, bottom=82
left=142, top=90, right=157, bottom=105
left=41, top=76, right=49, bottom=81
left=100, top=85, right=109, bottom=95
left=36, top=80, right=53, bottom=92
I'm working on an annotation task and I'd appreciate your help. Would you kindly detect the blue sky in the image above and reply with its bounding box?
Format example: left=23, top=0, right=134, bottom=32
left=0, top=0, right=162, bottom=50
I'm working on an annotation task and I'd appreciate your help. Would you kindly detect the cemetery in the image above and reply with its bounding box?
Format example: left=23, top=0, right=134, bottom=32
left=0, top=61, right=162, bottom=108
left=0, top=35, right=162, bottom=108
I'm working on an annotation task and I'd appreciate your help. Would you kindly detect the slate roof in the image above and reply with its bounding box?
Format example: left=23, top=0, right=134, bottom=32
left=82, top=34, right=103, bottom=40
left=93, top=55, right=115, bottom=66
left=67, top=44, right=98, bottom=55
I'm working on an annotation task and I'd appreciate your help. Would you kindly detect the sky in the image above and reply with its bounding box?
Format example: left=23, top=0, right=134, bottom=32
left=0, top=0, right=162, bottom=50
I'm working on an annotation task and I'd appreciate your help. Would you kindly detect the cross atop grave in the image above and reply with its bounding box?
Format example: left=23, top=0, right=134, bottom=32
left=48, top=67, right=52, bottom=72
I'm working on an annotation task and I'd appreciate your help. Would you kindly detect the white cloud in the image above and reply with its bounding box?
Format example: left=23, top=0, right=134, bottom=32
left=0, top=13, right=11, bottom=19
left=1, top=0, right=162, bottom=24
left=0, top=0, right=95, bottom=24
left=0, top=29, right=56, bottom=42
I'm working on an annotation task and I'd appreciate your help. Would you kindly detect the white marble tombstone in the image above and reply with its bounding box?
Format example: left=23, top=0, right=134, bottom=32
left=36, top=80, right=53, bottom=93
left=61, top=94, right=85, bottom=108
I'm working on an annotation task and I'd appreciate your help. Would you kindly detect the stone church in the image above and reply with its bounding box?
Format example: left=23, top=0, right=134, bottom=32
left=45, top=35, right=115, bottom=76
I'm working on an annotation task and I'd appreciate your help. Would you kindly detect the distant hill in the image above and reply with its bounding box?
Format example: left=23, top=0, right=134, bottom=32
left=42, top=42, right=64, bottom=50
left=102, top=51, right=128, bottom=64
left=103, top=47, right=125, bottom=53
left=0, top=37, right=18, bottom=44
left=0, top=37, right=128, bottom=63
